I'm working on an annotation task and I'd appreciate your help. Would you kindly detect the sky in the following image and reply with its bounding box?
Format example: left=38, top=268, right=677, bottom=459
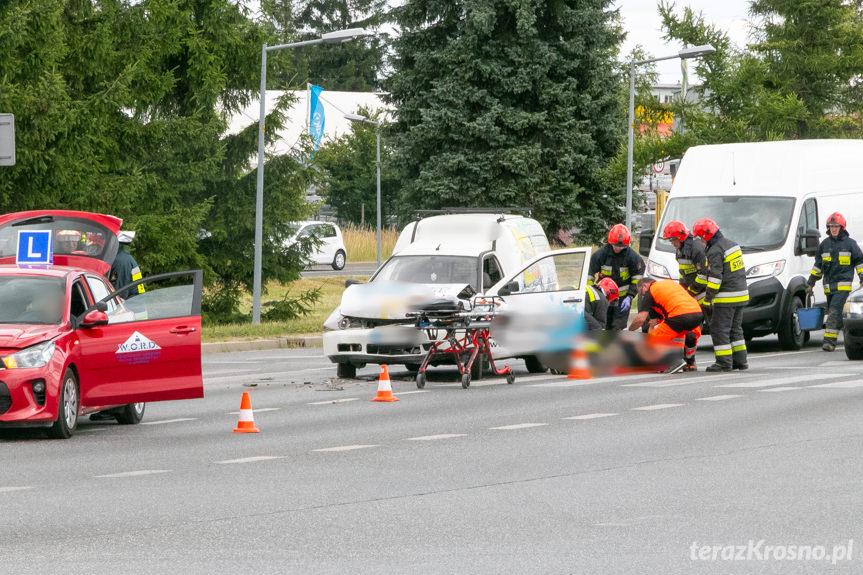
left=615, top=0, right=753, bottom=82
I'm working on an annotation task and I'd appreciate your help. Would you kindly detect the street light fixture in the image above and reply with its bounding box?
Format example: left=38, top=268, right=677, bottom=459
left=625, top=44, right=715, bottom=231
left=344, top=113, right=382, bottom=266
left=253, top=28, right=369, bottom=324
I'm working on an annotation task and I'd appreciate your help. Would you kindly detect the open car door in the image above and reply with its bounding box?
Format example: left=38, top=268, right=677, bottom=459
left=75, top=270, right=204, bottom=406
left=486, top=248, right=592, bottom=359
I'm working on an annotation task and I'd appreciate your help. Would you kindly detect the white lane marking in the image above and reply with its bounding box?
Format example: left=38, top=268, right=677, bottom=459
left=717, top=373, right=852, bottom=388
left=511, top=374, right=564, bottom=383
left=818, top=361, right=856, bottom=367
left=695, top=394, right=744, bottom=401
left=397, top=390, right=431, bottom=395
left=759, top=386, right=803, bottom=392
left=313, top=444, right=378, bottom=452
left=631, top=403, right=684, bottom=411
left=755, top=348, right=834, bottom=359
left=405, top=434, right=467, bottom=441
left=308, top=398, right=360, bottom=405
left=0, top=486, right=34, bottom=493
left=490, top=423, right=548, bottom=430
left=95, top=470, right=170, bottom=479
left=227, top=407, right=280, bottom=415
left=563, top=413, right=619, bottom=420
left=809, top=381, right=863, bottom=388
left=622, top=371, right=742, bottom=387
left=215, top=456, right=284, bottom=464
left=141, top=418, right=198, bottom=425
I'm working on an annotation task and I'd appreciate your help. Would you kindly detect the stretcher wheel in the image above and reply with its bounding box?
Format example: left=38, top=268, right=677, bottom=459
left=506, top=373, right=515, bottom=385
left=416, top=372, right=426, bottom=389
left=461, top=373, right=471, bottom=389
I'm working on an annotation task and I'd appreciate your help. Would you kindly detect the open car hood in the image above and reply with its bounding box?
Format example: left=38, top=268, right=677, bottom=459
left=338, top=281, right=475, bottom=321
left=0, top=210, right=122, bottom=276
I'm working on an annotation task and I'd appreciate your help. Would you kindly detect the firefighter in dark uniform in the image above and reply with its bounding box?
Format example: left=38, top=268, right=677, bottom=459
left=692, top=218, right=749, bottom=372
left=661, top=220, right=709, bottom=304
left=628, top=278, right=704, bottom=372
left=109, top=231, right=145, bottom=299
left=806, top=212, right=863, bottom=351
left=583, top=277, right=619, bottom=331
left=587, top=224, right=645, bottom=331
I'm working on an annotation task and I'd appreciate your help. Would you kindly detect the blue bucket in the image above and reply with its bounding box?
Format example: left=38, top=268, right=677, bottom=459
left=797, top=307, right=824, bottom=331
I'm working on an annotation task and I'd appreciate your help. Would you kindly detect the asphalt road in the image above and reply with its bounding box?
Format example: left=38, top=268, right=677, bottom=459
left=300, top=261, right=378, bottom=278
left=3, top=335, right=863, bottom=574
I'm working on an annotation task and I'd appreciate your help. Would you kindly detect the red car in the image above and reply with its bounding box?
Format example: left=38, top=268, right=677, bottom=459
left=0, top=210, right=203, bottom=438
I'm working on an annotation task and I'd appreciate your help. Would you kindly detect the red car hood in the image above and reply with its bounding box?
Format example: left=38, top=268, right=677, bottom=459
left=0, top=325, right=61, bottom=353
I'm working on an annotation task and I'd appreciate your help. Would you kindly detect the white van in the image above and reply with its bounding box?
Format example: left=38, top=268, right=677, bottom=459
left=323, top=212, right=552, bottom=378
left=640, top=139, right=863, bottom=350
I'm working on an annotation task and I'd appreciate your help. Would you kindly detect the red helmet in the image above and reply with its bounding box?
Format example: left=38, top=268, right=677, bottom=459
left=826, top=212, right=846, bottom=229
left=692, top=218, right=719, bottom=242
left=607, top=224, right=631, bottom=246
left=661, top=220, right=689, bottom=242
left=597, top=277, right=619, bottom=302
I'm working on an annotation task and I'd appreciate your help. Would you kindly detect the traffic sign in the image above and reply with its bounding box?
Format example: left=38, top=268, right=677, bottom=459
left=653, top=160, right=665, bottom=174
left=16, top=230, right=53, bottom=265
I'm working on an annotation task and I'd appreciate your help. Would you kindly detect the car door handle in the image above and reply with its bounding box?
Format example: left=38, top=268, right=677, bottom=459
left=170, top=326, right=197, bottom=334
left=563, top=298, right=583, bottom=304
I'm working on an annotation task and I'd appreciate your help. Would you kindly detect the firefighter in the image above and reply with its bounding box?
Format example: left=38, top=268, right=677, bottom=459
left=806, top=212, right=863, bottom=351
left=109, top=231, right=145, bottom=299
left=584, top=277, right=618, bottom=331
left=692, top=218, right=749, bottom=371
left=628, top=278, right=703, bottom=372
left=661, top=220, right=708, bottom=303
left=587, top=224, right=645, bottom=331
left=56, top=229, right=86, bottom=255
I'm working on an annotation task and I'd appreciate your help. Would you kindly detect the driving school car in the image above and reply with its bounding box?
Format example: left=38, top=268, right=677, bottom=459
left=0, top=210, right=203, bottom=438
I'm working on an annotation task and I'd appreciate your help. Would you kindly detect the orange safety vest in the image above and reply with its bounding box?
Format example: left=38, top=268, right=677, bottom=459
left=648, top=279, right=702, bottom=319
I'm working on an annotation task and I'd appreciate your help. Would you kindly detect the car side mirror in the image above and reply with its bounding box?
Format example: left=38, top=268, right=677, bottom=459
left=345, top=278, right=360, bottom=288
left=638, top=229, right=654, bottom=257
left=799, top=228, right=820, bottom=257
left=80, top=309, right=109, bottom=328
left=498, top=281, right=520, bottom=296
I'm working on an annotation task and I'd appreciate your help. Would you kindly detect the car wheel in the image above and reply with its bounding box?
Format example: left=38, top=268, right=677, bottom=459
left=777, top=295, right=805, bottom=351
left=115, top=402, right=146, bottom=425
left=332, top=250, right=346, bottom=271
left=336, top=363, right=356, bottom=379
left=844, top=328, right=863, bottom=360
left=524, top=355, right=548, bottom=373
left=48, top=369, right=79, bottom=439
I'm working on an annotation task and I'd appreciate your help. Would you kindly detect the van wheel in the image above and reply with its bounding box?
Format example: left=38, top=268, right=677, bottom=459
left=844, top=328, right=863, bottom=360
left=332, top=250, right=346, bottom=271
left=524, top=356, right=548, bottom=373
left=777, top=295, right=805, bottom=351
left=336, top=363, right=356, bottom=379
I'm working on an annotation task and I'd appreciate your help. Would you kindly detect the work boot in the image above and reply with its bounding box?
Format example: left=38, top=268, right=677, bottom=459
left=732, top=362, right=749, bottom=370
left=822, top=341, right=836, bottom=352
left=705, top=363, right=732, bottom=372
left=682, top=362, right=697, bottom=372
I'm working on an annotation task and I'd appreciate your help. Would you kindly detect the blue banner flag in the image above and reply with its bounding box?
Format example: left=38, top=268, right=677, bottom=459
left=309, top=85, right=325, bottom=151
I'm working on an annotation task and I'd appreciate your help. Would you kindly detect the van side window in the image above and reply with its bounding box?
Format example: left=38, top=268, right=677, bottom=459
left=798, top=199, right=818, bottom=236
left=482, top=256, right=503, bottom=289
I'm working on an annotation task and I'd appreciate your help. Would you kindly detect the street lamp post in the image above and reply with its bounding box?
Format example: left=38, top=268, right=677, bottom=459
left=625, top=44, right=715, bottom=231
left=253, top=28, right=369, bottom=324
left=344, top=113, right=382, bottom=266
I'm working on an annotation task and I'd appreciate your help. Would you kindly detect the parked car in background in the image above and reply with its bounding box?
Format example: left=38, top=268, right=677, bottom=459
left=287, top=221, right=347, bottom=271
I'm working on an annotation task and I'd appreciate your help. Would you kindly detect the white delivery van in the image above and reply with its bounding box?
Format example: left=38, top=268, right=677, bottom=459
left=640, top=139, right=863, bottom=350
left=323, top=212, right=552, bottom=378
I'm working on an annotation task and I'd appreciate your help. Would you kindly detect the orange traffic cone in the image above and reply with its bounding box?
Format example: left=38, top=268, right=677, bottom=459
left=567, top=342, right=593, bottom=380
left=371, top=365, right=399, bottom=402
left=233, top=391, right=260, bottom=433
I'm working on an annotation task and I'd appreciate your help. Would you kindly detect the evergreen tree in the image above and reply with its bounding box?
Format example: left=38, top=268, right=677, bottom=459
left=385, top=0, right=625, bottom=239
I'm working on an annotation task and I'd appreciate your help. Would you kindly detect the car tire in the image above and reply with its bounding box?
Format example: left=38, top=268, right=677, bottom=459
left=337, top=363, right=356, bottom=379
left=48, top=368, right=79, bottom=439
left=844, top=328, right=863, bottom=360
left=115, top=402, right=146, bottom=425
left=524, top=355, right=548, bottom=373
left=777, top=294, right=805, bottom=351
left=332, top=250, right=346, bottom=271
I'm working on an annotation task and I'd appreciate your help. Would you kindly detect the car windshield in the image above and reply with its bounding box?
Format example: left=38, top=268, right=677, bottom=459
left=656, top=196, right=796, bottom=253
left=0, top=276, right=66, bottom=325
left=374, top=255, right=478, bottom=287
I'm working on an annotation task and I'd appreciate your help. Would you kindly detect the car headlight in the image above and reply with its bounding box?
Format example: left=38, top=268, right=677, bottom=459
left=647, top=259, right=672, bottom=279
left=746, top=260, right=785, bottom=280
left=2, top=341, right=56, bottom=369
left=845, top=300, right=863, bottom=316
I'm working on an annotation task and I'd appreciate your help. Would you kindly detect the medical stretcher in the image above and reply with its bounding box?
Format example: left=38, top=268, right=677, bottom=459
left=407, top=295, right=514, bottom=389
